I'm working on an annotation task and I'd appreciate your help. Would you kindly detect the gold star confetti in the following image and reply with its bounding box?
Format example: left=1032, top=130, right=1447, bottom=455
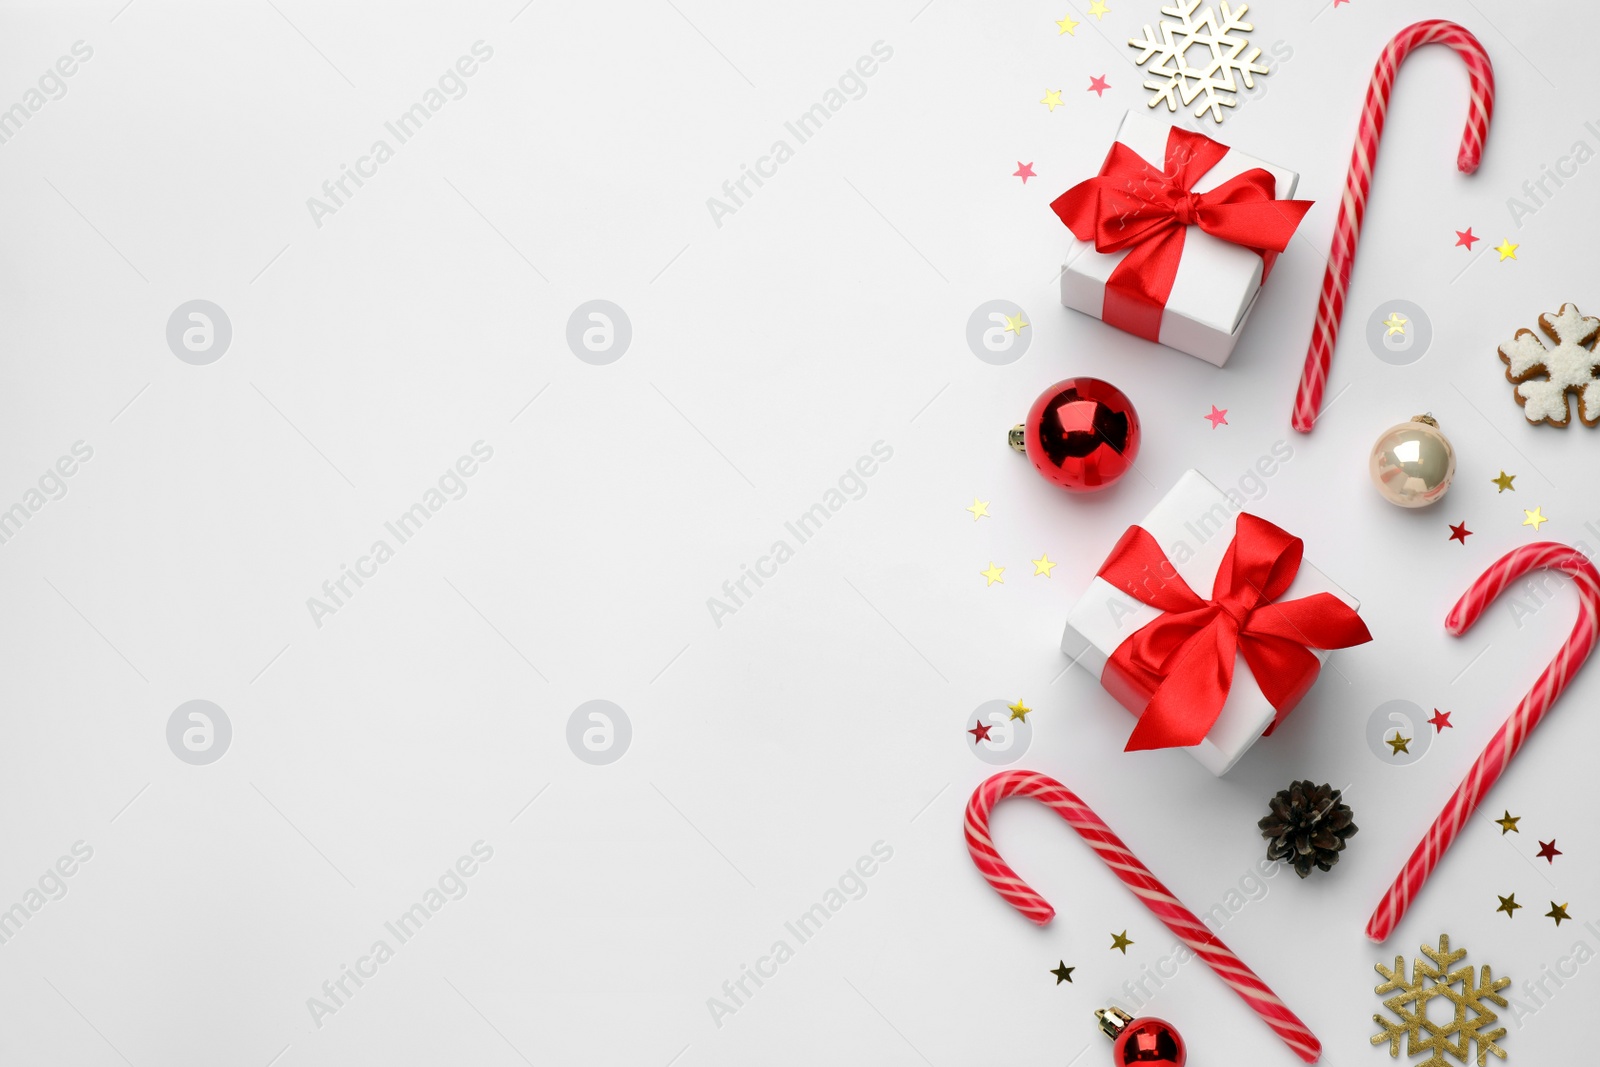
left=1032, top=554, right=1057, bottom=577
left=981, top=562, right=1005, bottom=586
left=1040, top=88, right=1065, bottom=111
left=1494, top=810, right=1520, bottom=834
left=1523, top=506, right=1548, bottom=531
left=1496, top=893, right=1522, bottom=918
left=1051, top=960, right=1075, bottom=983
left=1087, top=0, right=1110, bottom=18
left=965, top=498, right=990, bottom=521
left=1547, top=902, right=1572, bottom=926
left=1492, top=471, right=1516, bottom=492
left=1056, top=13, right=1080, bottom=34
left=1002, top=312, right=1028, bottom=335
left=1382, top=312, right=1408, bottom=336
left=1386, top=731, right=1412, bottom=755
left=1008, top=699, right=1032, bottom=722
left=1110, top=930, right=1134, bottom=953
left=1495, top=239, right=1519, bottom=261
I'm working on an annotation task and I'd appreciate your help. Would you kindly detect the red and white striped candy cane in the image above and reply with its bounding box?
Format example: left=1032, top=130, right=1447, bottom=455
left=1367, top=543, right=1600, bottom=942
left=965, top=770, right=1322, bottom=1062
left=1291, top=21, right=1494, bottom=433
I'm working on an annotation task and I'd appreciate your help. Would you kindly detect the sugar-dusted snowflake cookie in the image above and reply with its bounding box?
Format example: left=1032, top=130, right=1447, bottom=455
left=1498, top=302, right=1600, bottom=427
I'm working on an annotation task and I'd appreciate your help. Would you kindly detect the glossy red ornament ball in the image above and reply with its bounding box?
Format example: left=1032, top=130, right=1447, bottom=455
left=1112, top=1017, right=1186, bottom=1066
left=1018, top=377, right=1141, bottom=492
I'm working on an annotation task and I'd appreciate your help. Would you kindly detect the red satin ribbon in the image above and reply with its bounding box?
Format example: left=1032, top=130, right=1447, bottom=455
left=1097, top=514, right=1371, bottom=752
left=1052, top=126, right=1313, bottom=343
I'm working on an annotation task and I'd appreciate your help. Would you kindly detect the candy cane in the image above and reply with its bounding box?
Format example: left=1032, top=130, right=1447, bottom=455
left=966, top=770, right=1322, bottom=1062
left=1367, top=543, right=1600, bottom=942
left=1290, top=21, right=1494, bottom=433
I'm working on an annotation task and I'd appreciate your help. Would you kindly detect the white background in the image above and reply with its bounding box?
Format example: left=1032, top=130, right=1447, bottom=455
left=0, top=0, right=1596, bottom=1064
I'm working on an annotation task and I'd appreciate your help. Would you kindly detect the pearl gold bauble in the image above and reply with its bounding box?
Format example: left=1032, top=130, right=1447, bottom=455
left=1369, top=415, right=1456, bottom=508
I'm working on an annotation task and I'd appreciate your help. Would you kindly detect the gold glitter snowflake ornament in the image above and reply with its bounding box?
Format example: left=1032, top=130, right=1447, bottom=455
left=1372, top=935, right=1510, bottom=1067
left=1128, top=0, right=1268, bottom=122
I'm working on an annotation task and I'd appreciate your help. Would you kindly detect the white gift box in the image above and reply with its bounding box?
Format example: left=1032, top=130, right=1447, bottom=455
left=1059, top=110, right=1301, bottom=367
left=1059, top=470, right=1359, bottom=776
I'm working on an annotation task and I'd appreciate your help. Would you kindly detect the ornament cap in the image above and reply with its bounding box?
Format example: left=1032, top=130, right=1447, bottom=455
left=1095, top=1006, right=1134, bottom=1040
left=1411, top=413, right=1438, bottom=428
left=1008, top=424, right=1027, bottom=453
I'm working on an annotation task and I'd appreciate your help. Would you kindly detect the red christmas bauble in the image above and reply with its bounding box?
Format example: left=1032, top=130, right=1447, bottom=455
left=1021, top=377, right=1141, bottom=492
left=1112, top=1017, right=1186, bottom=1066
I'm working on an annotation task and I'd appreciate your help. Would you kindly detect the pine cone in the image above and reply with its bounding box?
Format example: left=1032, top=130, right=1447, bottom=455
left=1258, top=780, right=1358, bottom=878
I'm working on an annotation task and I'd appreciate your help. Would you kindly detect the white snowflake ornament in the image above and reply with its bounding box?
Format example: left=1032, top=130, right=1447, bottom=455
left=1129, top=0, right=1269, bottom=123
left=1498, top=302, right=1600, bottom=427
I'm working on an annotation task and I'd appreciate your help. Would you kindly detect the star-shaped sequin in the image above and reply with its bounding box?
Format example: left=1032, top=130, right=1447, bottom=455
left=966, top=498, right=990, bottom=521
left=1523, top=507, right=1548, bottom=531
left=1387, top=731, right=1412, bottom=755
left=1547, top=902, right=1572, bottom=926
left=1003, top=312, right=1028, bottom=335
left=968, top=720, right=994, bottom=743
left=1204, top=405, right=1228, bottom=428
left=1496, top=893, right=1521, bottom=918
left=1537, top=839, right=1562, bottom=863
left=1449, top=522, right=1472, bottom=544
left=1040, top=88, right=1064, bottom=111
left=1495, top=239, right=1519, bottom=261
left=981, top=562, right=1005, bottom=586
left=1110, top=930, right=1133, bottom=953
left=1056, top=14, right=1080, bottom=35
left=1051, top=960, right=1075, bottom=983
left=1087, top=75, right=1111, bottom=96
left=1495, top=810, right=1521, bottom=834
left=1008, top=699, right=1032, bottom=723
left=1013, top=161, right=1036, bottom=183
left=1428, top=708, right=1453, bottom=732
left=1087, top=0, right=1110, bottom=17
left=1032, top=554, right=1057, bottom=577
left=1492, top=471, right=1516, bottom=493
left=1382, top=312, right=1408, bottom=336
left=1455, top=227, right=1479, bottom=250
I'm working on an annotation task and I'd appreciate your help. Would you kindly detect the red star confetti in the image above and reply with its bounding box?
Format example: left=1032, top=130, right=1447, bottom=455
left=968, top=720, right=994, bottom=743
left=1014, top=161, right=1036, bottom=183
left=1204, top=405, right=1228, bottom=428
left=1428, top=708, right=1453, bottom=732
left=1087, top=75, right=1111, bottom=97
left=1537, top=839, right=1562, bottom=863
left=1449, top=522, right=1472, bottom=544
left=1455, top=227, right=1479, bottom=250
left=1333, top=0, right=1349, bottom=6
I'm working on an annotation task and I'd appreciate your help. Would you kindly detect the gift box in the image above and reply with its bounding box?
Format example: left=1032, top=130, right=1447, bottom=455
left=1060, top=470, right=1370, bottom=776
left=1053, top=111, right=1311, bottom=367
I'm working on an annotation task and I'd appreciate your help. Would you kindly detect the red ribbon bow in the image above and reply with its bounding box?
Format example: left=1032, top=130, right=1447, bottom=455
left=1097, top=514, right=1372, bottom=752
left=1052, top=126, right=1314, bottom=343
